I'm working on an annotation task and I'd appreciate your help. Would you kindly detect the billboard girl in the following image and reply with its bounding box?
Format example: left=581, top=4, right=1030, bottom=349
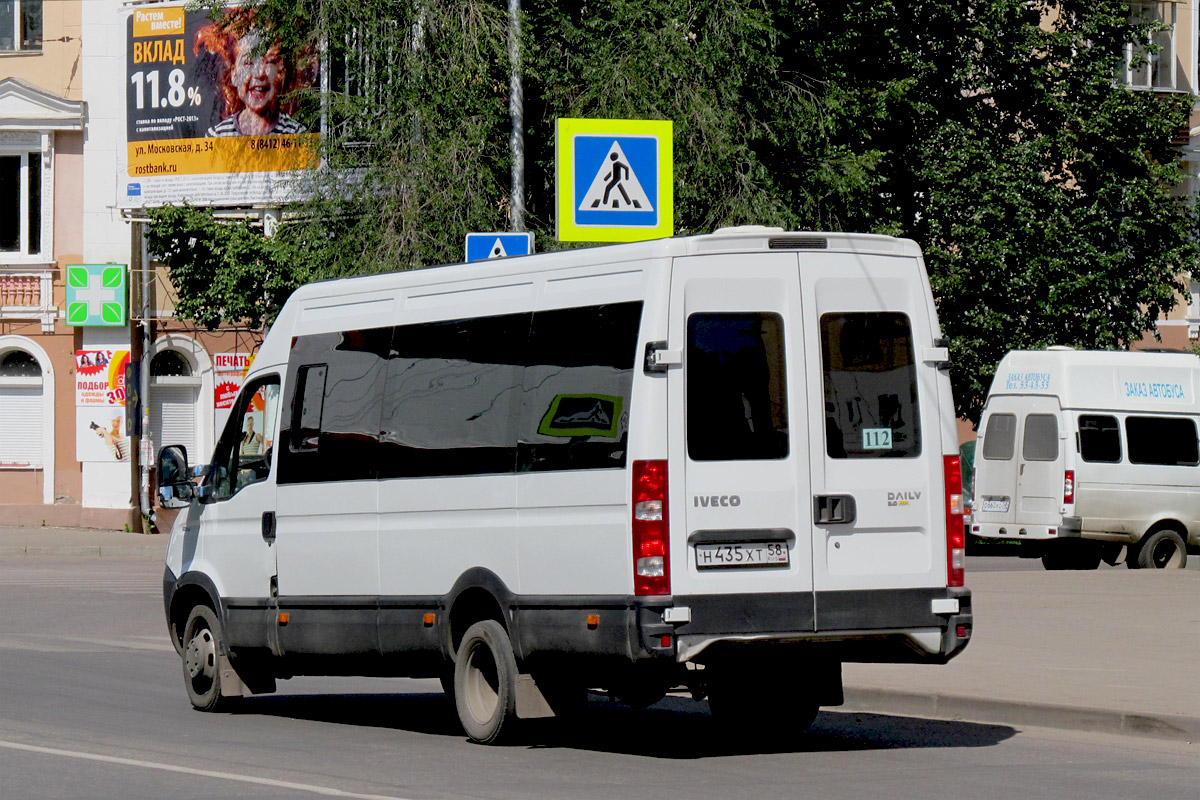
left=195, top=9, right=315, bottom=137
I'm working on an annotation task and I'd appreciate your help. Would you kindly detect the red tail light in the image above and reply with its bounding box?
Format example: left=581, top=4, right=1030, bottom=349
left=632, top=460, right=670, bottom=596
left=1063, top=470, right=1075, bottom=505
left=944, top=455, right=965, bottom=587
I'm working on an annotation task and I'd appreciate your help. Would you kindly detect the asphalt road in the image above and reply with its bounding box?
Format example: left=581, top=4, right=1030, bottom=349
left=1, top=557, right=1197, bottom=800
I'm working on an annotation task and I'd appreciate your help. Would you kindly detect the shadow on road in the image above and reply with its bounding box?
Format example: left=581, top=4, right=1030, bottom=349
left=236, top=691, right=1016, bottom=758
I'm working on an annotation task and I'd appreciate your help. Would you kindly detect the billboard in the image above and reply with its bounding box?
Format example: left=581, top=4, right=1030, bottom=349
left=75, top=350, right=133, bottom=463
left=121, top=3, right=321, bottom=208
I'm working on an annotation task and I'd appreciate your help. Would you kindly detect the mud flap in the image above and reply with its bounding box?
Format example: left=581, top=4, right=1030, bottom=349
left=217, top=653, right=253, bottom=698
left=514, top=674, right=554, bottom=719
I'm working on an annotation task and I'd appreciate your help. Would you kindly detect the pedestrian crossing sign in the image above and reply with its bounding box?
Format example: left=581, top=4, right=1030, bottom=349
left=465, top=232, right=535, bottom=262
left=556, top=118, right=673, bottom=243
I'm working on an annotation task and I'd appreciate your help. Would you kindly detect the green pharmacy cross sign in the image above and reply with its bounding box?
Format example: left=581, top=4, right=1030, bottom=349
left=66, top=264, right=127, bottom=327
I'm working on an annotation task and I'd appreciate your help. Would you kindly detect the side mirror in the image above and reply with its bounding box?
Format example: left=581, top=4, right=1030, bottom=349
left=158, top=481, right=195, bottom=509
left=158, top=445, right=189, bottom=486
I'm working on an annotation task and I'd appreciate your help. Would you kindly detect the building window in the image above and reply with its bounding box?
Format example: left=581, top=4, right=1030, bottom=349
left=0, top=1, right=42, bottom=52
left=0, top=347, right=43, bottom=466
left=1124, top=2, right=1179, bottom=90
left=150, top=349, right=200, bottom=463
left=0, top=151, right=43, bottom=257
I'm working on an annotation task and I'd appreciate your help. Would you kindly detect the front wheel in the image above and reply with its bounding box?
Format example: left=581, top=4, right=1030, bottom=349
left=181, top=605, right=235, bottom=712
left=1136, top=529, right=1188, bottom=569
left=454, top=620, right=518, bottom=744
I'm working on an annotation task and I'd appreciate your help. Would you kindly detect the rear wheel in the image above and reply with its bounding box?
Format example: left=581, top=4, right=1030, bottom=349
left=1136, top=529, right=1188, bottom=569
left=181, top=605, right=235, bottom=712
left=454, top=620, right=518, bottom=744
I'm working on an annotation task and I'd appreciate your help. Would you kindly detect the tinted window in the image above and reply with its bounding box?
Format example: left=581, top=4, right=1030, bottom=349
left=518, top=302, right=642, bottom=472
left=821, top=312, right=920, bottom=459
left=379, top=312, right=527, bottom=479
left=1125, top=416, right=1199, bottom=466
left=1022, top=414, right=1059, bottom=461
left=1079, top=415, right=1121, bottom=463
left=981, top=413, right=1016, bottom=461
left=278, top=328, right=389, bottom=484
left=687, top=312, right=788, bottom=461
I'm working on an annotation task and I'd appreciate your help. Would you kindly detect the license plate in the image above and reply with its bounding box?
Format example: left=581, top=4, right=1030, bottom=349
left=980, top=496, right=1010, bottom=513
left=694, top=542, right=790, bottom=569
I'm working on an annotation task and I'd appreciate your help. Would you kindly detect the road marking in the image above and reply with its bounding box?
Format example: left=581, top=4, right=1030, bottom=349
left=0, top=739, right=415, bottom=800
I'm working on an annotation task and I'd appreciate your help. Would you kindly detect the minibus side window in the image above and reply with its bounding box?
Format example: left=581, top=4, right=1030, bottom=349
left=1022, top=414, right=1059, bottom=461
left=686, top=312, right=789, bottom=462
left=379, top=312, right=526, bottom=478
left=207, top=376, right=280, bottom=501
left=1125, top=416, right=1199, bottom=466
left=278, top=327, right=389, bottom=484
left=519, top=302, right=642, bottom=472
left=981, top=414, right=1016, bottom=461
left=820, top=312, right=920, bottom=459
left=1078, top=414, right=1121, bottom=463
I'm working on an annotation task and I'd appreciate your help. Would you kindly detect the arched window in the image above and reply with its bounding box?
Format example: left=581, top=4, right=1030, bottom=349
left=151, top=350, right=193, bottom=377
left=0, top=347, right=43, bottom=466
left=150, top=348, right=201, bottom=461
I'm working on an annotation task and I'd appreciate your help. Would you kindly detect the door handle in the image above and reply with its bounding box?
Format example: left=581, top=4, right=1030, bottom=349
left=262, top=511, right=276, bottom=544
left=814, top=495, right=856, bottom=525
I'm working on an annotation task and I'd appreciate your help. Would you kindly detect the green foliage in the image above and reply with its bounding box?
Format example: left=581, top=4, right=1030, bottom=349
left=155, top=0, right=1199, bottom=424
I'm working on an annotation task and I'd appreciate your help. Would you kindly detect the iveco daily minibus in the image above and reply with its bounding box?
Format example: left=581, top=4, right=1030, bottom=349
left=158, top=227, right=972, bottom=743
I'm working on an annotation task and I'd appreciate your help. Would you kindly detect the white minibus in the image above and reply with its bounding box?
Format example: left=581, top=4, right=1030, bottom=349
left=158, top=227, right=971, bottom=743
left=972, top=348, right=1200, bottom=569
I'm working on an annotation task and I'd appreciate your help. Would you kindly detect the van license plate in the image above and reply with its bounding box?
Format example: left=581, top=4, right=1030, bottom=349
left=694, top=542, right=789, bottom=569
left=980, top=496, right=1010, bottom=513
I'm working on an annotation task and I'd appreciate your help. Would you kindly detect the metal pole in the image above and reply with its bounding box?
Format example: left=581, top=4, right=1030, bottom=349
left=508, top=0, right=525, bottom=232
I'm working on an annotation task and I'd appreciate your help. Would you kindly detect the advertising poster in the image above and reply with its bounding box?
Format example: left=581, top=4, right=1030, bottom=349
left=76, top=350, right=133, bottom=462
left=121, top=2, right=320, bottom=208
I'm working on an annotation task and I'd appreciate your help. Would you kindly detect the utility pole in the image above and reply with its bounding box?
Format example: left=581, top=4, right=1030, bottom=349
left=508, top=0, right=525, bottom=232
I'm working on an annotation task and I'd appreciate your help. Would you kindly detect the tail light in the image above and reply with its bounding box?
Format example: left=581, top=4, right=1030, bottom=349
left=633, top=460, right=670, bottom=596
left=944, top=455, right=965, bottom=587
left=1063, top=470, right=1075, bottom=505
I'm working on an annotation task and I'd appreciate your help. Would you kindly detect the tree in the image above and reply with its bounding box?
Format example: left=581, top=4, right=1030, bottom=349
left=149, top=0, right=1198, bottom=424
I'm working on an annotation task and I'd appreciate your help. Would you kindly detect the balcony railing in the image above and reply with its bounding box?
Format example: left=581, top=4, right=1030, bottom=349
left=0, top=271, right=57, bottom=332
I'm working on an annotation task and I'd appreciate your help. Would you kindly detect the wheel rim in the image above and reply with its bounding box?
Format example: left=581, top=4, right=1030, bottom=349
left=185, top=626, right=217, bottom=688
left=462, top=640, right=500, bottom=724
left=1150, top=538, right=1183, bottom=569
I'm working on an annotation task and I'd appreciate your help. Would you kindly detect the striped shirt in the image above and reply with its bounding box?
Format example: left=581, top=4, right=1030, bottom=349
left=207, top=113, right=308, bottom=137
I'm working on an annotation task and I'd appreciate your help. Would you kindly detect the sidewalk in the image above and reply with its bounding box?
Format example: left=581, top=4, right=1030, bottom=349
left=2, top=531, right=1197, bottom=741
left=0, top=524, right=168, bottom=559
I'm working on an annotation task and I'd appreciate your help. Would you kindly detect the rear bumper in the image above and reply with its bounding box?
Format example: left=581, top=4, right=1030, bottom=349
left=973, top=520, right=1060, bottom=540
left=667, top=586, right=972, bottom=665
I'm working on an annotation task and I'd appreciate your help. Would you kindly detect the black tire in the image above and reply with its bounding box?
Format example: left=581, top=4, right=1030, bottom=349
left=454, top=620, right=518, bottom=744
left=1136, top=529, right=1188, bottom=570
left=181, top=605, right=235, bottom=712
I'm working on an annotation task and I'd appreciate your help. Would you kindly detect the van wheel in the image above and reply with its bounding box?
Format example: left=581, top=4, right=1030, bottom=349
left=1136, top=529, right=1188, bottom=569
left=454, top=620, right=518, bottom=744
left=182, top=605, right=235, bottom=712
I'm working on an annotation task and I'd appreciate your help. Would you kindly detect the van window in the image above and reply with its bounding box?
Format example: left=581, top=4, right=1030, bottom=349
left=379, top=312, right=527, bottom=479
left=1078, top=415, right=1121, bottom=463
left=278, top=327, right=390, bottom=484
left=687, top=312, right=788, bottom=461
left=1022, top=414, right=1059, bottom=461
left=518, top=302, right=641, bottom=472
left=207, top=376, right=280, bottom=501
left=820, top=312, right=920, bottom=459
left=1125, top=416, right=1199, bottom=466
left=981, top=413, right=1016, bottom=461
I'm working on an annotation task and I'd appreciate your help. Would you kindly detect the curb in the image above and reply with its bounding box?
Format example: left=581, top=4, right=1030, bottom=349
left=842, top=687, right=1200, bottom=742
left=0, top=545, right=166, bottom=560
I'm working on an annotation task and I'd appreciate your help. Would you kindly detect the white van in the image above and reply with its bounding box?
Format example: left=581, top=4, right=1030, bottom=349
left=158, top=227, right=971, bottom=743
left=971, top=348, right=1200, bottom=570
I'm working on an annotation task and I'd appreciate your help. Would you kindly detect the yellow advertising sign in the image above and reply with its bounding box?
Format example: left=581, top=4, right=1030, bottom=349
left=127, top=134, right=320, bottom=177
left=132, top=7, right=185, bottom=38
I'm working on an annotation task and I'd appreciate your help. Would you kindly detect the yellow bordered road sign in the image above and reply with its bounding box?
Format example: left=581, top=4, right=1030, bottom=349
left=556, top=118, right=673, bottom=243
